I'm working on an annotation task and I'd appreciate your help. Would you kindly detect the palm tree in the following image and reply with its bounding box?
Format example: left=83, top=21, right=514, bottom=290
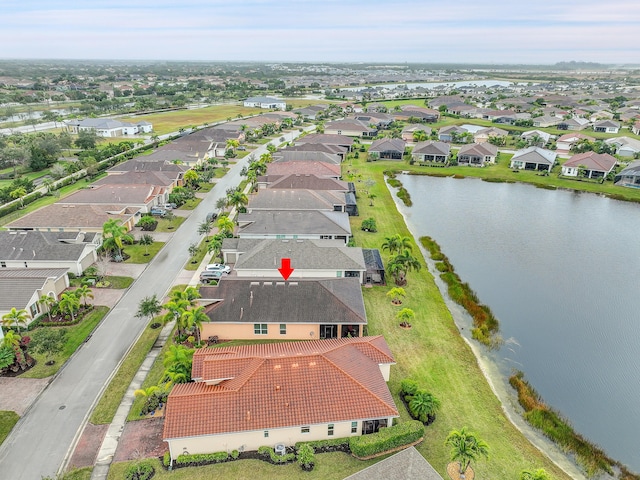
left=387, top=249, right=422, bottom=286
left=38, top=295, right=57, bottom=321
left=10, top=187, right=27, bottom=208
left=58, top=292, right=80, bottom=322
left=396, top=307, right=415, bottom=328
left=216, top=215, right=235, bottom=235
left=74, top=285, right=94, bottom=308
left=183, top=169, right=198, bottom=188
left=2, top=307, right=29, bottom=333
left=227, top=190, right=248, bottom=213
left=102, top=218, right=134, bottom=260
left=413, top=130, right=428, bottom=142
left=180, top=306, right=208, bottom=344
left=2, top=329, right=22, bottom=350
left=163, top=345, right=193, bottom=385
left=444, top=427, right=490, bottom=475
left=520, top=468, right=550, bottom=480
left=409, top=390, right=441, bottom=424
left=381, top=234, right=413, bottom=256
left=134, top=385, right=160, bottom=399
left=386, top=287, right=406, bottom=305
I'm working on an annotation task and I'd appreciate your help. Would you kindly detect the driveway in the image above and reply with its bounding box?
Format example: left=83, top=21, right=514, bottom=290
left=0, top=377, right=50, bottom=416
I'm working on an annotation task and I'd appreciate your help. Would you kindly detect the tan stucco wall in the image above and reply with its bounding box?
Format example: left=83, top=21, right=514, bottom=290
left=167, top=420, right=361, bottom=460
left=201, top=322, right=320, bottom=341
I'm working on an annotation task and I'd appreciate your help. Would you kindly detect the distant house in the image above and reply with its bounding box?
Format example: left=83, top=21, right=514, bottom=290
left=401, top=124, right=431, bottom=142
left=483, top=110, right=517, bottom=124
left=58, top=184, right=166, bottom=213
left=198, top=278, right=367, bottom=340
left=605, top=137, right=640, bottom=157
left=237, top=210, right=352, bottom=243
left=0, top=231, right=100, bottom=276
left=296, top=134, right=354, bottom=152
left=0, top=268, right=69, bottom=324
left=456, top=143, right=498, bottom=166
left=412, top=141, right=451, bottom=164
left=561, top=152, right=617, bottom=179
left=393, top=106, right=439, bottom=123
left=222, top=238, right=366, bottom=282
left=557, top=117, right=590, bottom=131
left=325, top=119, right=377, bottom=137
left=278, top=143, right=348, bottom=162
left=292, top=105, right=328, bottom=120
left=556, top=133, right=595, bottom=154
left=593, top=120, right=620, bottom=134
left=65, top=118, right=153, bottom=137
left=521, top=130, right=552, bottom=146
left=474, top=127, right=508, bottom=144
left=258, top=174, right=349, bottom=192
left=532, top=115, right=559, bottom=128
left=243, top=96, right=286, bottom=111
left=633, top=121, right=640, bottom=136
left=438, top=125, right=468, bottom=143
left=614, top=161, right=640, bottom=187
left=265, top=161, right=341, bottom=179
left=368, top=138, right=406, bottom=160
left=162, top=336, right=398, bottom=461
left=510, top=147, right=557, bottom=171
left=354, top=113, right=394, bottom=129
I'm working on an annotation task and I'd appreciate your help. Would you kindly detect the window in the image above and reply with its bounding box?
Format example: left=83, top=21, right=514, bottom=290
left=0, top=262, right=5, bottom=268
left=336, top=271, right=342, bottom=277
left=301, top=426, right=310, bottom=434
left=264, top=430, right=269, bottom=438
left=279, top=324, right=286, bottom=335
left=276, top=234, right=285, bottom=239
left=24, top=262, right=28, bottom=268
left=320, top=235, right=331, bottom=240
left=254, top=324, right=268, bottom=335
left=351, top=421, right=358, bottom=434
left=29, top=303, right=38, bottom=317
left=328, top=424, right=334, bottom=436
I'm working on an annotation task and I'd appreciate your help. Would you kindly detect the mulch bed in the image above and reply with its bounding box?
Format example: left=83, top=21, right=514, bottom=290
left=447, top=462, right=474, bottom=480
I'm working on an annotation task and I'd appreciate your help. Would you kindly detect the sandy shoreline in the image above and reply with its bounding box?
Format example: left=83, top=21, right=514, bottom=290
left=391, top=187, right=589, bottom=480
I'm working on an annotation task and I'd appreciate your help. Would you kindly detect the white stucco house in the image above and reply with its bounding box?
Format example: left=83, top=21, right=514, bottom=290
left=243, top=96, right=287, bottom=111
left=66, top=118, right=154, bottom=137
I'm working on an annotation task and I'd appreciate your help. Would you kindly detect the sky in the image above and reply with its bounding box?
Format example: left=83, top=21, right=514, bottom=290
left=1, top=0, right=639, bottom=64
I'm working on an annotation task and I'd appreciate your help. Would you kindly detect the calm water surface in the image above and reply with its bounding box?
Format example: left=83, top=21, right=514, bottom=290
left=396, top=174, right=640, bottom=472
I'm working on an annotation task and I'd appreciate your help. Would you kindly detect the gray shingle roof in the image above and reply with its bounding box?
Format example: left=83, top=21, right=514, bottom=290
left=6, top=204, right=134, bottom=230
left=233, top=239, right=365, bottom=271
left=0, top=231, right=90, bottom=262
left=369, top=138, right=406, bottom=154
left=412, top=141, right=451, bottom=156
left=237, top=210, right=351, bottom=237
left=0, top=268, right=68, bottom=311
left=248, top=189, right=346, bottom=211
left=511, top=146, right=557, bottom=165
left=344, top=446, right=443, bottom=480
left=199, top=277, right=366, bottom=325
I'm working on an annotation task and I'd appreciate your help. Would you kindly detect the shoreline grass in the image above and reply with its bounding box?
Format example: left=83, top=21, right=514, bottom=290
left=420, top=236, right=501, bottom=348
left=509, top=371, right=638, bottom=479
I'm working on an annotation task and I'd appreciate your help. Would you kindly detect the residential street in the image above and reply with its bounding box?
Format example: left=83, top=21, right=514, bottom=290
left=0, top=127, right=311, bottom=479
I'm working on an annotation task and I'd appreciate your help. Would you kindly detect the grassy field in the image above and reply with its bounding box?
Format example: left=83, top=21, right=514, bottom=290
left=184, top=237, right=209, bottom=271
left=155, top=216, right=186, bottom=232
left=90, top=320, right=163, bottom=425
left=120, top=105, right=263, bottom=135
left=179, top=197, right=202, bottom=210
left=22, top=306, right=109, bottom=378
left=123, top=241, right=165, bottom=263
left=107, top=453, right=383, bottom=480
left=0, top=411, right=20, bottom=447
left=347, top=154, right=573, bottom=479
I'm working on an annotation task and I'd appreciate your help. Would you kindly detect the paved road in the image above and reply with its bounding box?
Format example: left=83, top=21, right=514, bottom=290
left=0, top=127, right=312, bottom=479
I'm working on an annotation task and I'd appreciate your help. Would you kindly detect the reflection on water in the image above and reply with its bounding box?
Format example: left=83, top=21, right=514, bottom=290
left=396, top=174, right=640, bottom=472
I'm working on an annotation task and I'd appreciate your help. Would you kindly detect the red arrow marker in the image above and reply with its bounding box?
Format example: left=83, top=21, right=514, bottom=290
left=278, top=258, right=294, bottom=280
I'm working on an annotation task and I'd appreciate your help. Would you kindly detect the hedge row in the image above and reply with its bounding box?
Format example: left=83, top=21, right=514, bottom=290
left=349, top=420, right=424, bottom=458
left=258, top=445, right=296, bottom=464
left=163, top=449, right=239, bottom=467
left=294, top=436, right=349, bottom=451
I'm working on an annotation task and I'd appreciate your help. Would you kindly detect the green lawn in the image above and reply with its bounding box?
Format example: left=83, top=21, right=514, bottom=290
left=184, top=237, right=209, bottom=271
left=102, top=276, right=134, bottom=289
left=124, top=242, right=165, bottom=263
left=179, top=197, right=202, bottom=210
left=108, top=452, right=383, bottom=480
left=0, top=411, right=19, bottom=447
left=22, top=306, right=109, bottom=378
left=347, top=155, right=572, bottom=479
left=155, top=216, right=186, bottom=232
left=90, top=320, right=164, bottom=425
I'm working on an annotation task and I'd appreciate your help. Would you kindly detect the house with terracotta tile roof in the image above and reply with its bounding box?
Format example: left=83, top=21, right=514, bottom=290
left=162, top=336, right=398, bottom=461
left=198, top=278, right=366, bottom=341
left=561, top=152, right=617, bottom=179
